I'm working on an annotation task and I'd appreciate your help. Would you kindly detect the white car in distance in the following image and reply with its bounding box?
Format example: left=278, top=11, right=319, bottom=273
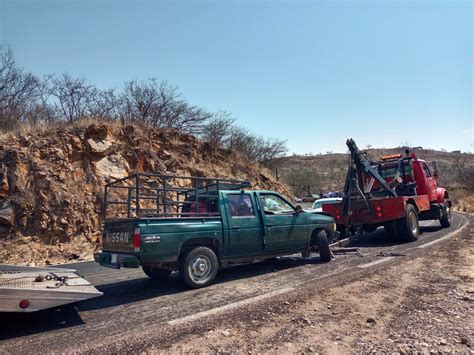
left=305, top=197, right=343, bottom=213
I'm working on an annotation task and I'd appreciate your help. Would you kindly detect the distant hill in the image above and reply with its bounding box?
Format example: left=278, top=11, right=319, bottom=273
left=273, top=147, right=474, bottom=208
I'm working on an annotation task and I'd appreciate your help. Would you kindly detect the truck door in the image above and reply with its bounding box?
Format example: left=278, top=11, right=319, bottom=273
left=422, top=162, right=437, bottom=202
left=223, top=192, right=264, bottom=256
left=257, top=193, right=308, bottom=252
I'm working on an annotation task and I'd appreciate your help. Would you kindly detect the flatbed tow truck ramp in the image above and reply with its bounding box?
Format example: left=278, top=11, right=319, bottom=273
left=0, top=264, right=103, bottom=312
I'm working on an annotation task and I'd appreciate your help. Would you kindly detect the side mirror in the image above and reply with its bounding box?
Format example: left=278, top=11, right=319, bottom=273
left=295, top=205, right=303, bottom=214
left=431, top=161, right=439, bottom=178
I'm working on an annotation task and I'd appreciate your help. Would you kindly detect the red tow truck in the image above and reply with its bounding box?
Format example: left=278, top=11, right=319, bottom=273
left=323, top=139, right=451, bottom=242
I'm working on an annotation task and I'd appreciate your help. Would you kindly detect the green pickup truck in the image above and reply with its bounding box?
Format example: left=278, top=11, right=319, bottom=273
left=95, top=174, right=336, bottom=288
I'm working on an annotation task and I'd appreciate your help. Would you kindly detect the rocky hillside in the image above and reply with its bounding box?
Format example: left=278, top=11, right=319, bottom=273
left=0, top=122, right=289, bottom=265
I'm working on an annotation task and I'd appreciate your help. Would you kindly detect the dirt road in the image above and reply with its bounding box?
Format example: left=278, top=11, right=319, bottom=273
left=0, top=213, right=471, bottom=354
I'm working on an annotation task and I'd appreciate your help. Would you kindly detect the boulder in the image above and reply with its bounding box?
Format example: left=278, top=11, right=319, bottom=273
left=85, top=138, right=115, bottom=157
left=84, top=124, right=115, bottom=157
left=94, top=155, right=130, bottom=180
left=0, top=199, right=14, bottom=227
left=85, top=124, right=111, bottom=140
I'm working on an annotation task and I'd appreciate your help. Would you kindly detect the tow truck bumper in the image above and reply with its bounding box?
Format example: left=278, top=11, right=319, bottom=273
left=94, top=252, right=141, bottom=269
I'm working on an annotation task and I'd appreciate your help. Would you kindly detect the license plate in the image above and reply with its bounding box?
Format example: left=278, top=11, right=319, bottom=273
left=110, top=254, right=117, bottom=264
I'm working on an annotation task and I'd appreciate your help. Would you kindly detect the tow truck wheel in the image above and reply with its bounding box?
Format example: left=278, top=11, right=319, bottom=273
left=316, top=230, right=331, bottom=262
left=142, top=265, right=171, bottom=280
left=396, top=204, right=419, bottom=242
left=179, top=246, right=219, bottom=288
left=439, top=204, right=451, bottom=228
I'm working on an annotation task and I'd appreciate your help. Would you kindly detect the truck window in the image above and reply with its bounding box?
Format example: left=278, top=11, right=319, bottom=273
left=260, top=194, right=294, bottom=215
left=227, top=194, right=254, bottom=217
left=422, top=163, right=431, bottom=177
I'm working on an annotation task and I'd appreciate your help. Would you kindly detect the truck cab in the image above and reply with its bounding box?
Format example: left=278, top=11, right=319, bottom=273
left=377, top=154, right=447, bottom=203
left=95, top=174, right=336, bottom=288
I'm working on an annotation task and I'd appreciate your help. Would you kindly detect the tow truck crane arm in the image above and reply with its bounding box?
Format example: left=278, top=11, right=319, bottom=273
left=343, top=139, right=398, bottom=215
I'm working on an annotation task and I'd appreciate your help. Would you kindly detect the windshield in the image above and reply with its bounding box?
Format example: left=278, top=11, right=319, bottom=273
left=380, top=162, right=412, bottom=179
left=260, top=194, right=294, bottom=214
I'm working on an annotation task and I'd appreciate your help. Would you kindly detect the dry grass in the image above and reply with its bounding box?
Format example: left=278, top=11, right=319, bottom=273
left=0, top=117, right=127, bottom=144
left=0, top=122, right=60, bottom=142
left=450, top=188, right=474, bottom=213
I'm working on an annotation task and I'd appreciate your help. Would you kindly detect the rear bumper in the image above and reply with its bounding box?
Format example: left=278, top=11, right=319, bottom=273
left=94, top=252, right=141, bottom=269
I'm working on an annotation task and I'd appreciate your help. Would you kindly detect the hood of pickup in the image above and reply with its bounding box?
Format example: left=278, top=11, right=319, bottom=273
left=303, top=212, right=335, bottom=225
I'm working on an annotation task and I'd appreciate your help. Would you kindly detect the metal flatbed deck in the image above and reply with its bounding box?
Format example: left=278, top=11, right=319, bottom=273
left=0, top=264, right=103, bottom=312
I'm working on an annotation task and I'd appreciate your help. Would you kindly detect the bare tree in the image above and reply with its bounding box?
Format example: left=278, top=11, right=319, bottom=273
left=226, top=125, right=252, bottom=152
left=120, top=79, right=213, bottom=134
left=120, top=79, right=178, bottom=126
left=201, top=111, right=235, bottom=153
left=87, top=88, right=120, bottom=120
left=223, top=125, right=287, bottom=166
left=52, top=74, right=95, bottom=122
left=162, top=101, right=211, bottom=135
left=0, top=46, right=289, bottom=167
left=24, top=74, right=58, bottom=124
left=0, top=46, right=39, bottom=129
left=452, top=156, right=474, bottom=190
left=255, top=137, right=288, bottom=166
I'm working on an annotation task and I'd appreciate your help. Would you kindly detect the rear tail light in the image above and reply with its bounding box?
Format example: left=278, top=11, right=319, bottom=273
left=133, top=227, right=141, bottom=252
left=19, top=299, right=30, bottom=309
left=376, top=206, right=383, bottom=218
left=335, top=209, right=341, bottom=221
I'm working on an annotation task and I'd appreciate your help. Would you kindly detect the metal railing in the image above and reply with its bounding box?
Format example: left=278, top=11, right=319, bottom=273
left=103, top=173, right=251, bottom=220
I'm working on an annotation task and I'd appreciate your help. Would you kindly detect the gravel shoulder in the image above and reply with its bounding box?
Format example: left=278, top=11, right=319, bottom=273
left=161, top=216, right=474, bottom=354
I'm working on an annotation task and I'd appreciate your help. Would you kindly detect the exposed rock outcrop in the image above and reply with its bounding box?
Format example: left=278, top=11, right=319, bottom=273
left=0, top=122, right=289, bottom=265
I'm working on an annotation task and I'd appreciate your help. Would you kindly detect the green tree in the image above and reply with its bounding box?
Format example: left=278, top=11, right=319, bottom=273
left=285, top=169, right=321, bottom=197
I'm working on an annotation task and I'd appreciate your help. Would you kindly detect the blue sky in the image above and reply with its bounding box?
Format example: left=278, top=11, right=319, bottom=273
left=1, top=0, right=472, bottom=153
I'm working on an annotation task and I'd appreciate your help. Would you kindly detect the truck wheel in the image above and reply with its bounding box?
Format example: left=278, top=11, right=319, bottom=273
left=396, top=204, right=419, bottom=242
left=179, top=246, right=219, bottom=288
left=384, top=221, right=399, bottom=240
left=317, top=230, right=331, bottom=262
left=439, top=204, right=451, bottom=228
left=142, top=265, right=171, bottom=280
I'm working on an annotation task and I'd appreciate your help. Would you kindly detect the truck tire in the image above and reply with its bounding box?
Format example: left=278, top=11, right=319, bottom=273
left=439, top=204, right=451, bottom=228
left=142, top=265, right=171, bottom=280
left=317, top=230, right=331, bottom=262
left=396, top=204, right=419, bottom=242
left=179, top=246, right=219, bottom=288
left=384, top=221, right=399, bottom=240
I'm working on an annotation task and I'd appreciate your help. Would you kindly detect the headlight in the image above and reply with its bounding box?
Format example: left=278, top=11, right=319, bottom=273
left=332, top=223, right=336, bottom=232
